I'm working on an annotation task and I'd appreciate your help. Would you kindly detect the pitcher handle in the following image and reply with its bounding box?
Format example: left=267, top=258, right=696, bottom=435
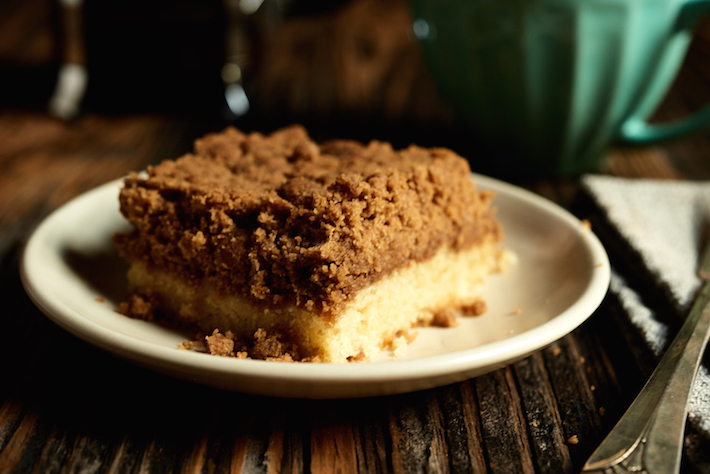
left=618, top=0, right=710, bottom=145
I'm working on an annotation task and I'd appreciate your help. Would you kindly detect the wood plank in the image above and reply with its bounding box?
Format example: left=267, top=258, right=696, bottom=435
left=309, top=399, right=388, bottom=474
left=389, top=391, right=450, bottom=473
left=353, top=407, right=389, bottom=474
left=262, top=409, right=306, bottom=474
left=0, top=113, right=172, bottom=227
left=229, top=431, right=250, bottom=474
left=104, top=436, right=142, bottom=474
left=607, top=147, right=681, bottom=180
left=310, top=407, right=359, bottom=474
left=0, top=398, right=25, bottom=455
left=0, top=409, right=42, bottom=472
left=571, top=314, right=626, bottom=433
left=541, top=336, right=603, bottom=470
left=513, top=353, right=573, bottom=473
left=436, top=381, right=487, bottom=474
left=60, top=433, right=113, bottom=474
left=475, top=368, right=535, bottom=474
left=31, top=425, right=74, bottom=474
left=134, top=437, right=179, bottom=474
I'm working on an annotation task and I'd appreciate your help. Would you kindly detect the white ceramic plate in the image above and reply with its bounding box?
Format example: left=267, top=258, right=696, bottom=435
left=21, top=175, right=610, bottom=399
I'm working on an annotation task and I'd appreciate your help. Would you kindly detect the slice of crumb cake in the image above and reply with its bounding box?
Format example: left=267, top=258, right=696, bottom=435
left=113, top=125, right=512, bottom=362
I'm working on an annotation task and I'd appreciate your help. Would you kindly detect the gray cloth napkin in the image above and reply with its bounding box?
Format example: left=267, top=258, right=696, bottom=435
left=581, top=175, right=710, bottom=445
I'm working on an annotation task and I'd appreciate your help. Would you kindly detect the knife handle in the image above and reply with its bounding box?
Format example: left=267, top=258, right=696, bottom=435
left=48, top=0, right=87, bottom=120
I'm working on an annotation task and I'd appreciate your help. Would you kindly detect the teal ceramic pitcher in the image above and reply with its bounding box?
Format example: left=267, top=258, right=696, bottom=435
left=409, top=0, right=710, bottom=175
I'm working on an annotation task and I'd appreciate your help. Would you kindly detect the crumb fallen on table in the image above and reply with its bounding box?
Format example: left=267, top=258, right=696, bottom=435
left=551, top=346, right=562, bottom=357
left=567, top=435, right=579, bottom=445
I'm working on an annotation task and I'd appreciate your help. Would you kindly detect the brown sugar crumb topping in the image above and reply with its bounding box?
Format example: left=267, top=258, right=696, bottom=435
left=178, top=339, right=205, bottom=351
left=116, top=292, right=160, bottom=321
left=461, top=300, right=487, bottom=316
left=252, top=328, right=294, bottom=361
left=113, top=124, right=503, bottom=317
left=181, top=329, right=322, bottom=362
left=431, top=308, right=459, bottom=328
left=205, top=329, right=236, bottom=357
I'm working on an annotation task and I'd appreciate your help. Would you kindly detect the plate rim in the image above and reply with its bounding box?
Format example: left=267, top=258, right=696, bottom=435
left=20, top=174, right=611, bottom=397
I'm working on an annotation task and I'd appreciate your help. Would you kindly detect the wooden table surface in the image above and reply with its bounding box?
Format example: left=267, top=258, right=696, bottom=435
left=6, top=114, right=710, bottom=474
left=2, top=1, right=710, bottom=473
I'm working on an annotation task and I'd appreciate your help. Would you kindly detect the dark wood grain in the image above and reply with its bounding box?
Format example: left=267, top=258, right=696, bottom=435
left=513, top=353, right=573, bottom=474
left=1, top=0, right=710, bottom=473
left=0, top=124, right=703, bottom=474
left=388, top=391, right=451, bottom=473
left=541, top=336, right=603, bottom=470
left=436, top=382, right=488, bottom=474
left=476, top=368, right=536, bottom=474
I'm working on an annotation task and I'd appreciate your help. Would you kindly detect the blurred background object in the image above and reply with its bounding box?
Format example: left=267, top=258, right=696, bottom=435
left=0, top=0, right=451, bottom=122
left=1, top=0, right=709, bottom=178
left=0, top=0, right=60, bottom=109
left=246, top=0, right=452, bottom=126
left=3, top=4, right=710, bottom=472
left=47, top=0, right=86, bottom=120
left=81, top=0, right=226, bottom=116
left=0, top=0, right=226, bottom=116
left=409, top=0, right=710, bottom=176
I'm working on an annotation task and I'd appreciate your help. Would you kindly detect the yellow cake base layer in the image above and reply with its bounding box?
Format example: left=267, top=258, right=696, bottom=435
left=126, top=239, right=512, bottom=362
